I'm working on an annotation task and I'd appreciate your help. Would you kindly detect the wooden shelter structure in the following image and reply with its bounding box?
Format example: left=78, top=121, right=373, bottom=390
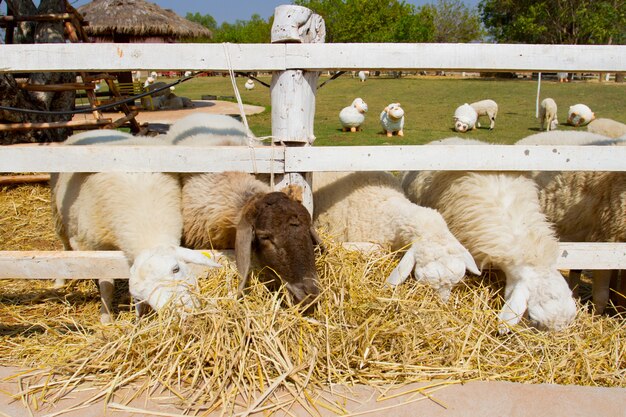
left=77, top=0, right=212, bottom=44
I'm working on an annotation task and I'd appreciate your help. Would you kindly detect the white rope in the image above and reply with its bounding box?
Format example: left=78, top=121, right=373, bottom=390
left=535, top=72, right=542, bottom=118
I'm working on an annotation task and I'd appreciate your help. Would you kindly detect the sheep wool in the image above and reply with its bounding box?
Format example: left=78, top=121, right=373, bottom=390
left=313, top=171, right=479, bottom=301
left=539, top=98, right=558, bottom=131
left=402, top=137, right=576, bottom=333
left=586, top=118, right=626, bottom=139
left=470, top=99, right=498, bottom=130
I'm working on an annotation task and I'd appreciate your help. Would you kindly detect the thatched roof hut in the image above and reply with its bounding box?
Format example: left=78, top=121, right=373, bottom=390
left=77, top=0, right=212, bottom=43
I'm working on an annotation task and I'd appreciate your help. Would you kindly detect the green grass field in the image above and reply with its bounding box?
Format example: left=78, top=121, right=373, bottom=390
left=156, top=73, right=625, bottom=146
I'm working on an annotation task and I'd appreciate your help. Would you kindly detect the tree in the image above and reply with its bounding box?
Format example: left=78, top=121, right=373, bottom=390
left=421, top=0, right=484, bottom=42
left=212, top=14, right=272, bottom=43
left=185, top=12, right=217, bottom=32
left=0, top=0, right=76, bottom=145
left=479, top=0, right=626, bottom=44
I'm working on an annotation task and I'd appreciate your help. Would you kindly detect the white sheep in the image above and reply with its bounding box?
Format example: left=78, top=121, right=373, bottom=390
left=470, top=99, right=498, bottom=130
left=567, top=103, right=595, bottom=127
left=516, top=131, right=626, bottom=313
left=339, top=98, right=368, bottom=132
left=312, top=171, right=480, bottom=301
left=453, top=103, right=478, bottom=133
left=557, top=72, right=569, bottom=83
left=539, top=98, right=558, bottom=131
left=51, top=130, right=221, bottom=323
left=586, top=118, right=626, bottom=139
left=244, top=79, right=255, bottom=90
left=402, top=137, right=577, bottom=333
left=380, top=103, right=405, bottom=137
left=358, top=71, right=367, bottom=82
left=163, top=114, right=322, bottom=308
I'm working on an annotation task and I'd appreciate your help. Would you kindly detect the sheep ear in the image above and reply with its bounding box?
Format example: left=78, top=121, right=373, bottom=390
left=235, top=209, right=255, bottom=297
left=458, top=243, right=480, bottom=275
left=175, top=247, right=221, bottom=268
left=498, top=285, right=530, bottom=334
left=384, top=106, right=390, bottom=113
left=310, top=227, right=326, bottom=253
left=280, top=184, right=303, bottom=203
left=386, top=249, right=416, bottom=286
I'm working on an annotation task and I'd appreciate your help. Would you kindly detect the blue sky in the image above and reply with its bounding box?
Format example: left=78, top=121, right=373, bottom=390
left=67, top=0, right=481, bottom=26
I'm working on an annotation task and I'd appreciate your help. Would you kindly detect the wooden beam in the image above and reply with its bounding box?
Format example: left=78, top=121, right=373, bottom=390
left=17, top=82, right=96, bottom=91
left=0, top=13, right=74, bottom=23
left=0, top=43, right=624, bottom=73
left=0, top=119, right=112, bottom=132
left=0, top=243, right=624, bottom=280
left=0, top=174, right=50, bottom=185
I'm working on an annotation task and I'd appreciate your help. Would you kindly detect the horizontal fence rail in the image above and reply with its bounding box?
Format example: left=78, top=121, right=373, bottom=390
left=1, top=243, right=625, bottom=280
left=2, top=144, right=626, bottom=173
left=1, top=43, right=625, bottom=73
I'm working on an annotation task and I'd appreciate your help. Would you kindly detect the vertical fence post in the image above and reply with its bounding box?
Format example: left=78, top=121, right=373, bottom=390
left=270, top=5, right=326, bottom=215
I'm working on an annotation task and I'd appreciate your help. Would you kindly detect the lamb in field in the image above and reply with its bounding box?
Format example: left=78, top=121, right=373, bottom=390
left=380, top=103, right=405, bottom=137
left=50, top=130, right=221, bottom=323
left=516, top=131, right=626, bottom=313
left=539, top=98, right=558, bottom=131
left=339, top=98, right=368, bottom=132
left=312, top=171, right=480, bottom=301
left=567, top=104, right=595, bottom=127
left=586, top=118, right=626, bottom=139
left=163, top=114, right=322, bottom=308
left=470, top=99, right=498, bottom=130
left=402, top=137, right=577, bottom=333
left=453, top=103, right=478, bottom=133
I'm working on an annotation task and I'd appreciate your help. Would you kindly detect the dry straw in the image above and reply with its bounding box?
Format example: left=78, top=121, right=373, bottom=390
left=1, top=183, right=625, bottom=415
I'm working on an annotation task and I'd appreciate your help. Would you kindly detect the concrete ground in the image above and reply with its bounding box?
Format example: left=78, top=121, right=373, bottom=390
left=1, top=366, right=625, bottom=417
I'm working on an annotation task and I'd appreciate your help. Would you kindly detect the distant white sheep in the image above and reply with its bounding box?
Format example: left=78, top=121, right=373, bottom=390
left=358, top=71, right=367, bottom=82
left=402, top=137, right=577, bottom=333
left=244, top=79, right=255, bottom=90
left=516, top=131, right=626, bottom=313
left=539, top=98, right=558, bottom=131
left=380, top=103, right=405, bottom=137
left=339, top=98, right=368, bottom=132
left=453, top=103, right=478, bottom=133
left=470, top=99, right=498, bottom=130
left=567, top=104, right=595, bottom=127
left=313, top=171, right=479, bottom=301
left=587, top=118, right=626, bottom=139
left=51, top=130, right=221, bottom=323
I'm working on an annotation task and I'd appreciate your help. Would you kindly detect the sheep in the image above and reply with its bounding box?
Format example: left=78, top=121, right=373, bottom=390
left=358, top=70, right=367, bottom=82
left=244, top=79, right=255, bottom=90
left=516, top=131, right=626, bottom=313
left=163, top=114, right=322, bottom=309
left=587, top=118, right=626, bottom=139
left=539, top=98, right=559, bottom=131
left=567, top=104, right=595, bottom=127
left=339, top=98, right=368, bottom=132
left=453, top=103, right=478, bottom=133
left=470, top=99, right=498, bottom=130
left=50, top=130, right=221, bottom=323
left=380, top=103, right=405, bottom=137
left=312, top=171, right=480, bottom=301
left=402, top=137, right=577, bottom=333
left=557, top=72, right=569, bottom=83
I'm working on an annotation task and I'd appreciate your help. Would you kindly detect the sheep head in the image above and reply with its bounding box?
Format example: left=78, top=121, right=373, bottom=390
left=352, top=98, right=368, bottom=114
left=385, top=103, right=404, bottom=121
left=498, top=265, right=577, bottom=334
left=129, top=246, right=222, bottom=316
left=235, top=191, right=321, bottom=311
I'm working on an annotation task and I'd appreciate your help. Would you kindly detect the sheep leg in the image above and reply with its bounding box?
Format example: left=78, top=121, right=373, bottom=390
left=592, top=270, right=612, bottom=314
left=350, top=127, right=357, bottom=132
left=99, top=278, right=115, bottom=324
left=397, top=130, right=404, bottom=137
left=386, top=131, right=393, bottom=137
left=567, top=269, right=582, bottom=298
left=489, top=115, right=495, bottom=130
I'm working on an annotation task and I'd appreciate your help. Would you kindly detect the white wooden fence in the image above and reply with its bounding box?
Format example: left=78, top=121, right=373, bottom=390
left=1, top=42, right=625, bottom=279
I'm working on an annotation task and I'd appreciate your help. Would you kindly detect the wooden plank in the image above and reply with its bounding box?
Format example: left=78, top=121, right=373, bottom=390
left=2, top=144, right=624, bottom=174
left=1, top=43, right=625, bottom=73
left=286, top=43, right=626, bottom=72
left=0, top=43, right=287, bottom=73
left=0, top=145, right=285, bottom=173
left=286, top=145, right=626, bottom=172
left=0, top=119, right=112, bottom=132
left=0, top=250, right=234, bottom=279
left=0, top=243, right=624, bottom=279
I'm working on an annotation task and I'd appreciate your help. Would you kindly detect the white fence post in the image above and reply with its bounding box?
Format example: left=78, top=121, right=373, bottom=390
left=269, top=5, right=326, bottom=215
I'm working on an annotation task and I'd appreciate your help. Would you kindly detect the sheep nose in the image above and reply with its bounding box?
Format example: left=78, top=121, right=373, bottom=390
left=287, top=275, right=320, bottom=306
